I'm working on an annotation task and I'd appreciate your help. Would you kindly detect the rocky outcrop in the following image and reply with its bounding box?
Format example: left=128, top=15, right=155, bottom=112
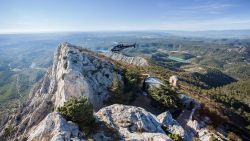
left=187, top=119, right=223, bottom=141
left=105, top=52, right=148, bottom=66
left=94, top=104, right=172, bottom=141
left=27, top=112, right=84, bottom=141
left=0, top=43, right=122, bottom=141
left=0, top=74, right=56, bottom=141
left=177, top=95, right=224, bottom=141
left=51, top=43, right=122, bottom=110
left=157, top=111, right=187, bottom=140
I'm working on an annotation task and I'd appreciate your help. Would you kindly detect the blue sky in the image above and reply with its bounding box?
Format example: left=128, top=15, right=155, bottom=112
left=1, top=0, right=250, bottom=33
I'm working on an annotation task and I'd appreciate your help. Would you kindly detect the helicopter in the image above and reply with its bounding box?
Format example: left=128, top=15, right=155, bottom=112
left=111, top=43, right=137, bottom=52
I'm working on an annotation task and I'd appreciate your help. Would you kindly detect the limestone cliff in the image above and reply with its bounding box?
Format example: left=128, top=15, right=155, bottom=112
left=0, top=43, right=122, bottom=140
left=50, top=42, right=122, bottom=110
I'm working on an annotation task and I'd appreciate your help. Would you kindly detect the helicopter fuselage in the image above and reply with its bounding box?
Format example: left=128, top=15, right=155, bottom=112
left=111, top=43, right=136, bottom=52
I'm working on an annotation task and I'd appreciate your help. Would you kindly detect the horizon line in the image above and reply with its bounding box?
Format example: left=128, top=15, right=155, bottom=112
left=1, top=28, right=250, bottom=35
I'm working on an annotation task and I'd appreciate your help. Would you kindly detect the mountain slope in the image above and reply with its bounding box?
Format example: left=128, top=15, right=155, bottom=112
left=0, top=43, right=123, bottom=140
left=0, top=42, right=232, bottom=141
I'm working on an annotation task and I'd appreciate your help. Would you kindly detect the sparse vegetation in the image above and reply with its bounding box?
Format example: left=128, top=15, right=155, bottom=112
left=108, top=73, right=124, bottom=104
left=203, top=80, right=250, bottom=130
left=63, top=62, right=68, bottom=69
left=123, top=67, right=142, bottom=93
left=57, top=96, right=96, bottom=136
left=146, top=85, right=182, bottom=110
left=107, top=66, right=141, bottom=105
left=3, top=125, right=14, bottom=138
left=168, top=133, right=183, bottom=141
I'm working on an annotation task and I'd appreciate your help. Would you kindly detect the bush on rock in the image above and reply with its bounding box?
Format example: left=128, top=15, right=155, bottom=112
left=57, top=96, right=96, bottom=135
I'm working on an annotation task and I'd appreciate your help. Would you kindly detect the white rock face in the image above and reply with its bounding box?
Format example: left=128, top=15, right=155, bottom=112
left=187, top=119, right=200, bottom=132
left=177, top=94, right=224, bottom=141
left=0, top=43, right=122, bottom=140
left=105, top=52, right=148, bottom=66
left=52, top=43, right=122, bottom=110
left=187, top=119, right=223, bottom=141
left=28, top=112, right=84, bottom=141
left=94, top=104, right=172, bottom=141
left=157, top=111, right=187, bottom=139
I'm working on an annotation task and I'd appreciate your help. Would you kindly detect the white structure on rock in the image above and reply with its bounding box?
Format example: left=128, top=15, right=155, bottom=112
left=169, top=75, right=178, bottom=87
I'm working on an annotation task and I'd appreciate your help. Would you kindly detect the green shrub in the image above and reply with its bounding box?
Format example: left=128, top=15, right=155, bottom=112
left=108, top=73, right=123, bottom=104
left=209, top=135, right=217, bottom=141
left=57, top=96, right=96, bottom=136
left=147, top=85, right=182, bottom=110
left=3, top=125, right=14, bottom=137
left=63, top=62, right=68, bottom=69
left=107, top=67, right=140, bottom=105
left=108, top=71, right=136, bottom=104
left=168, top=134, right=183, bottom=141
left=123, top=67, right=141, bottom=92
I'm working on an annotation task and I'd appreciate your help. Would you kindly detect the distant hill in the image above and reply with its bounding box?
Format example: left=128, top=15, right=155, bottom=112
left=191, top=68, right=237, bottom=88
left=164, top=29, right=250, bottom=38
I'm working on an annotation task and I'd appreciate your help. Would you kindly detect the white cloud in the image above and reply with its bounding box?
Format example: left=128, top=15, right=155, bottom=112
left=182, top=3, right=234, bottom=11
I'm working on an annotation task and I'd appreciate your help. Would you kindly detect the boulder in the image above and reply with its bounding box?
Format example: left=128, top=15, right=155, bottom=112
left=94, top=104, right=172, bottom=141
left=27, top=112, right=84, bottom=141
left=157, top=111, right=187, bottom=139
left=187, top=119, right=223, bottom=141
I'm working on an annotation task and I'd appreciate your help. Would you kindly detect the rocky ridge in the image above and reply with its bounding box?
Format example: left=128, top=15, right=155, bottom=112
left=104, top=52, right=148, bottom=66
left=0, top=43, right=225, bottom=141
left=0, top=43, right=122, bottom=140
left=51, top=43, right=122, bottom=110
